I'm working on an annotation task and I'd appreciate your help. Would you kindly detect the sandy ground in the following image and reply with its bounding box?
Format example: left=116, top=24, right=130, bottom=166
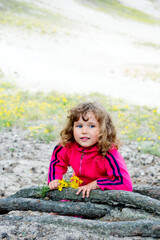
left=0, top=0, right=160, bottom=108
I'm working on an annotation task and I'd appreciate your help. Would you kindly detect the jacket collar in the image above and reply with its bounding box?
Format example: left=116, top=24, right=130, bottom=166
left=74, top=142, right=99, bottom=153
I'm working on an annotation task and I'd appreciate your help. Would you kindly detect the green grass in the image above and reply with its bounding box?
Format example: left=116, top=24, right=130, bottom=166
left=0, top=75, right=160, bottom=156
left=80, top=0, right=160, bottom=25
left=124, top=65, right=160, bottom=82
left=1, top=0, right=160, bottom=33
left=140, top=141, right=160, bottom=156
left=135, top=41, right=160, bottom=50
left=0, top=0, right=75, bottom=34
left=37, top=185, right=50, bottom=198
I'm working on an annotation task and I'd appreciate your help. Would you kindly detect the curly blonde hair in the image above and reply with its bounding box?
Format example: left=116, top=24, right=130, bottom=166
left=60, top=102, right=120, bottom=155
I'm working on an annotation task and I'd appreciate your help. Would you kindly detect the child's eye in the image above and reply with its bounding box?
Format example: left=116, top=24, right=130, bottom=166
left=90, top=125, right=95, bottom=128
left=77, top=125, right=82, bottom=128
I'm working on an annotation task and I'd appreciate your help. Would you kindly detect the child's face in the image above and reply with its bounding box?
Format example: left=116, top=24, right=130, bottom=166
left=73, top=111, right=100, bottom=148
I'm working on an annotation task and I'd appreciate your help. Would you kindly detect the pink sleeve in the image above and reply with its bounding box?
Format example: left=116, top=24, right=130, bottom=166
left=97, top=149, right=133, bottom=192
left=48, top=144, right=69, bottom=184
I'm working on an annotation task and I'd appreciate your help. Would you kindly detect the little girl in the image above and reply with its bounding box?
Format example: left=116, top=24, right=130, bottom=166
left=48, top=102, right=132, bottom=198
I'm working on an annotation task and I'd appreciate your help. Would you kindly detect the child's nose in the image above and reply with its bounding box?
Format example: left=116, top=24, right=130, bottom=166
left=82, top=126, right=87, bottom=133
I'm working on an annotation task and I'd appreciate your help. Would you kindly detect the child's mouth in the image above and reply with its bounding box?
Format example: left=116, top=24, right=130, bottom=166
left=80, top=137, right=90, bottom=141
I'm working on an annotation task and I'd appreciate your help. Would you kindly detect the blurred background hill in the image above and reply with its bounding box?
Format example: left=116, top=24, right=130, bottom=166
left=0, top=0, right=160, bottom=108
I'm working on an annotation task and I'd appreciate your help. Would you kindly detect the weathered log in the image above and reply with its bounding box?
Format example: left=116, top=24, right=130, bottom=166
left=9, top=186, right=39, bottom=199
left=0, top=215, right=160, bottom=238
left=133, top=185, right=160, bottom=200
left=9, top=187, right=160, bottom=215
left=101, top=206, right=160, bottom=222
left=1, top=195, right=160, bottom=221
left=0, top=197, right=106, bottom=219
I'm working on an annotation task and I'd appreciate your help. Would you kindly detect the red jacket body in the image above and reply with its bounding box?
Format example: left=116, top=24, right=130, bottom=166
left=48, top=142, right=133, bottom=191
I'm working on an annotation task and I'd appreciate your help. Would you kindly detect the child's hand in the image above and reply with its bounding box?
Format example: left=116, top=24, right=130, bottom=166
left=49, top=179, right=60, bottom=190
left=76, top=180, right=100, bottom=198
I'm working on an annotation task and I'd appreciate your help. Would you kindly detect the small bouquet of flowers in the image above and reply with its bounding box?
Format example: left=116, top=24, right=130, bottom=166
left=58, top=176, right=83, bottom=191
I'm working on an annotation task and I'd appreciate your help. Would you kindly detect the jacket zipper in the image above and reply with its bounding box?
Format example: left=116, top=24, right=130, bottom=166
left=79, top=149, right=84, bottom=176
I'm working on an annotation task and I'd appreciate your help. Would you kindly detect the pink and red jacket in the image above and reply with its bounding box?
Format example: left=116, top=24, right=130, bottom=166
left=48, top=142, right=133, bottom=191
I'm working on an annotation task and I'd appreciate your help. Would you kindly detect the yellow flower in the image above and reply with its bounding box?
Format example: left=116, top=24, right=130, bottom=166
left=59, top=179, right=69, bottom=188
left=62, top=97, right=67, bottom=103
left=70, top=176, right=83, bottom=189
left=6, top=122, right=10, bottom=127
left=152, top=109, right=157, bottom=113
left=58, top=179, right=69, bottom=191
left=137, top=137, right=141, bottom=141
left=69, top=181, right=79, bottom=189
left=121, top=131, right=125, bottom=134
left=57, top=176, right=83, bottom=191
left=44, top=128, right=49, bottom=134
left=112, top=105, right=119, bottom=111
left=58, top=185, right=63, bottom=191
